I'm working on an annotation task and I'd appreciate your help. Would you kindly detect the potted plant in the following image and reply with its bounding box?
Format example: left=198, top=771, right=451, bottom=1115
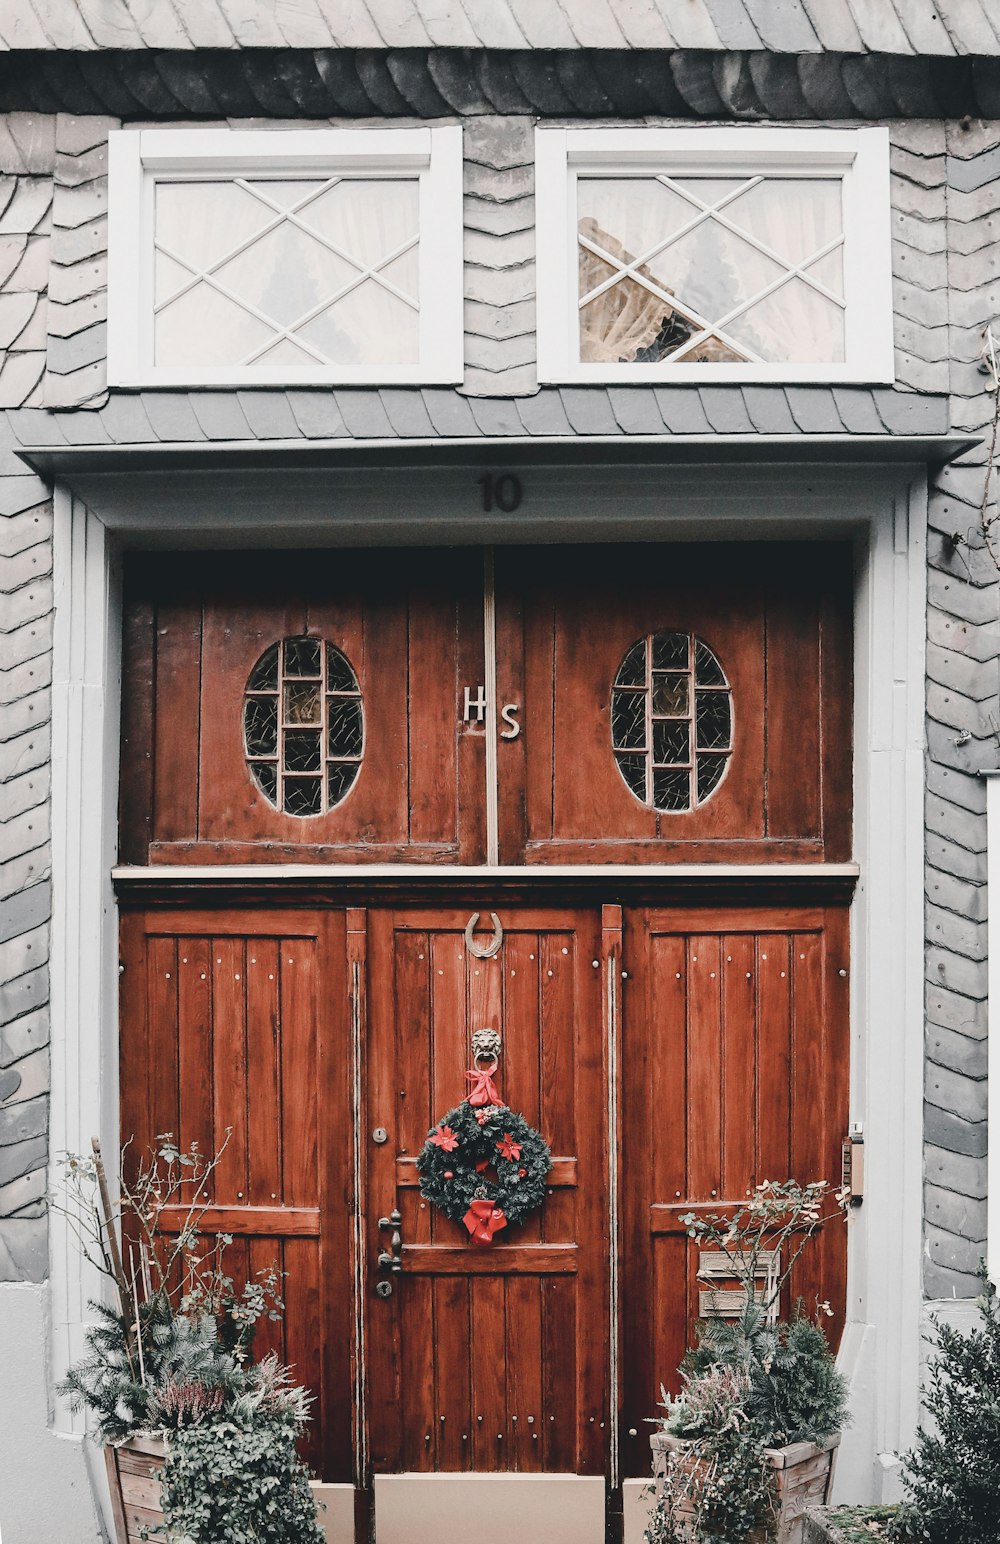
left=56, top=1134, right=325, bottom=1544
left=646, top=1180, right=851, bottom=1544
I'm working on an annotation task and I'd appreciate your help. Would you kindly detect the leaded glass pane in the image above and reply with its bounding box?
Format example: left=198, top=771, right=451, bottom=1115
left=284, top=638, right=321, bottom=677
left=284, top=682, right=321, bottom=724
left=652, top=674, right=689, bottom=717
left=653, top=768, right=692, bottom=812
left=653, top=719, right=690, bottom=766
left=612, top=690, right=646, bottom=751
left=284, top=777, right=322, bottom=816
left=614, top=640, right=646, bottom=688
left=244, top=697, right=278, bottom=757
left=611, top=630, right=733, bottom=812
left=247, top=643, right=279, bottom=691
left=244, top=635, right=363, bottom=816
left=696, top=692, right=731, bottom=751
left=652, top=631, right=689, bottom=670
left=328, top=698, right=364, bottom=759
left=697, top=754, right=729, bottom=802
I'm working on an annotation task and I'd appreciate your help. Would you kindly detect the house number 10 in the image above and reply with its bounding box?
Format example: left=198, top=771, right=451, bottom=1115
left=477, top=473, right=522, bottom=513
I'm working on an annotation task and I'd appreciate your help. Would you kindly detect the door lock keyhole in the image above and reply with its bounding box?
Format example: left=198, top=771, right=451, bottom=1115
left=375, top=1280, right=393, bottom=1299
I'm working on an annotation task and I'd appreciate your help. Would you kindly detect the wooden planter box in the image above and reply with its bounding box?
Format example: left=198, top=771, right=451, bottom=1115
left=651, top=1430, right=840, bottom=1544
left=104, top=1434, right=167, bottom=1544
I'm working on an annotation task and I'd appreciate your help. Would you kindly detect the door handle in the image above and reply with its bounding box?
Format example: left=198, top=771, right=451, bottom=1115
left=377, top=1208, right=402, bottom=1273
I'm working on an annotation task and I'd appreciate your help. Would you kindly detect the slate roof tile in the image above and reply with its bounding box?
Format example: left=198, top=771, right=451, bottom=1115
left=784, top=387, right=845, bottom=434
left=832, top=387, right=888, bottom=434
left=285, top=390, right=350, bottom=439
left=466, top=395, right=527, bottom=436
left=420, top=388, right=480, bottom=438
left=379, top=388, right=436, bottom=438
left=188, top=392, right=255, bottom=442
left=332, top=389, right=395, bottom=439
left=872, top=386, right=951, bottom=435
left=89, top=391, right=155, bottom=444
left=652, top=387, right=713, bottom=435
left=514, top=390, right=574, bottom=436
left=558, top=386, right=619, bottom=436
left=740, top=387, right=799, bottom=434
left=698, top=387, right=756, bottom=434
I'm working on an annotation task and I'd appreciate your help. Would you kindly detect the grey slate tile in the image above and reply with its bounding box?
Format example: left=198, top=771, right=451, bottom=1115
left=57, top=410, right=114, bottom=445
left=607, top=387, right=667, bottom=435
left=924, top=1103, right=987, bottom=1158
left=97, top=393, right=158, bottom=445
left=0, top=1133, right=45, bottom=1187
left=0, top=1215, right=46, bottom=1282
left=0, top=883, right=49, bottom=949
left=467, top=396, right=526, bottom=437
left=188, top=392, right=255, bottom=442
left=558, top=387, right=619, bottom=436
left=4, top=409, right=67, bottom=447
left=740, top=387, right=799, bottom=434
left=697, top=387, right=756, bottom=434
left=871, top=387, right=950, bottom=436
left=235, top=391, right=301, bottom=441
left=652, top=387, right=714, bottom=435
left=333, top=390, right=396, bottom=440
left=0, top=1093, right=46, bottom=1147
left=703, top=0, right=763, bottom=49
left=420, top=388, right=480, bottom=439
left=139, top=393, right=208, bottom=444
left=379, top=389, right=436, bottom=439
left=741, top=0, right=819, bottom=51
left=515, top=390, right=574, bottom=436
left=285, top=391, right=349, bottom=439
left=45, top=322, right=107, bottom=376
left=831, top=387, right=885, bottom=434
left=784, top=387, right=845, bottom=434
left=947, top=144, right=1000, bottom=195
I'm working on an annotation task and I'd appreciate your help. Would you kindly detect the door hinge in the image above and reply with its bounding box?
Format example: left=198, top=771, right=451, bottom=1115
left=841, top=1122, right=864, bottom=1206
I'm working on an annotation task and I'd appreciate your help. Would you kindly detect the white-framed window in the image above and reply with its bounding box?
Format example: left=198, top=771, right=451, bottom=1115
left=535, top=125, right=893, bottom=385
left=107, top=126, right=463, bottom=387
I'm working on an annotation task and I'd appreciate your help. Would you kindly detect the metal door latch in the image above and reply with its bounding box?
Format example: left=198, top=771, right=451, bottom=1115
left=378, top=1208, right=403, bottom=1273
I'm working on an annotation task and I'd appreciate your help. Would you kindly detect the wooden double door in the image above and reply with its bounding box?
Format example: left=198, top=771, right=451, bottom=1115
left=119, top=891, right=849, bottom=1488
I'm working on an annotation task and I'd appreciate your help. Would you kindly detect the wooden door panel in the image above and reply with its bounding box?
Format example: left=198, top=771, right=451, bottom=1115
left=620, top=903, right=850, bottom=1479
left=119, top=550, right=485, bottom=865
left=119, top=908, right=352, bottom=1481
left=364, top=906, right=608, bottom=1478
left=497, top=543, right=853, bottom=865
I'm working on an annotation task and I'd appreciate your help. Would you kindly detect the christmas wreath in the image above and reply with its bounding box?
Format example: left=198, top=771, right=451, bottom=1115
left=417, top=1070, right=552, bottom=1246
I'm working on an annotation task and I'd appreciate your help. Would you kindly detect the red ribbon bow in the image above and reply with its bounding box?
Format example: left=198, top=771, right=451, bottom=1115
left=463, top=1198, right=508, bottom=1246
left=465, top=1067, right=501, bottom=1108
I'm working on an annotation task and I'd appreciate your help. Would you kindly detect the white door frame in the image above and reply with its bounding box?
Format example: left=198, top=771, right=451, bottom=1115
left=48, top=458, right=927, bottom=1507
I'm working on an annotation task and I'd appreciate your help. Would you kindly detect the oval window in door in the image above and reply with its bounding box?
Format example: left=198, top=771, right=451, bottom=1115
left=611, top=630, right=733, bottom=813
left=243, top=636, right=364, bottom=816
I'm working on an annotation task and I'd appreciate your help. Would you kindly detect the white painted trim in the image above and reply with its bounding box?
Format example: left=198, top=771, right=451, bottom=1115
left=983, top=770, right=1000, bottom=1287
left=536, top=124, right=894, bottom=385
left=107, top=124, right=463, bottom=387
left=49, top=487, right=122, bottom=1457
left=111, top=863, right=861, bottom=882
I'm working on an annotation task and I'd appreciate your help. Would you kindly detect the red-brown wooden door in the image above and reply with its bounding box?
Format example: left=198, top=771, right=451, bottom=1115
left=362, top=905, right=610, bottom=1477
left=619, top=902, right=851, bottom=1478
left=118, top=907, right=352, bottom=1479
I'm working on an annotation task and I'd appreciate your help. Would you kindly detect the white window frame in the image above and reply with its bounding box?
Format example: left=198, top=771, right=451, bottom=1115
left=535, top=125, right=894, bottom=385
left=107, top=126, right=464, bottom=387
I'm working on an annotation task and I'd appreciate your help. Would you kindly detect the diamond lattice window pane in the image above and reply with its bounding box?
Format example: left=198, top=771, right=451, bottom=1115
left=155, top=284, right=274, bottom=367
left=155, top=181, right=273, bottom=271
left=299, top=283, right=419, bottom=367
left=215, top=224, right=357, bottom=328
left=726, top=277, right=845, bottom=364
left=152, top=175, right=421, bottom=371
left=577, top=171, right=847, bottom=368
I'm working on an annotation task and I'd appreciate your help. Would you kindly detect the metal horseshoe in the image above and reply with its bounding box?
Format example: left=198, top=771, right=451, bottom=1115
left=465, top=912, right=503, bottom=960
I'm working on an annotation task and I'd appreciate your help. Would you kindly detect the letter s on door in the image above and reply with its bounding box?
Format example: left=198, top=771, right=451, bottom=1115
left=500, top=704, right=521, bottom=741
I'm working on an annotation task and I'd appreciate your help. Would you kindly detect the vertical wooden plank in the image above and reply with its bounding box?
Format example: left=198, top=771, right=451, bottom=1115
left=364, top=910, right=403, bottom=1473
left=505, top=1276, right=543, bottom=1472
left=431, top=924, right=469, bottom=1243
left=432, top=1276, right=472, bottom=1471
left=456, top=569, right=487, bottom=863
left=316, top=909, right=351, bottom=1484
left=820, top=562, right=855, bottom=861
left=246, top=938, right=281, bottom=1209
left=119, top=913, right=151, bottom=1161
left=764, top=579, right=822, bottom=840
left=494, top=553, right=528, bottom=864
left=147, top=934, right=179, bottom=1150
left=602, top=904, right=623, bottom=1485
left=722, top=932, right=756, bottom=1200
left=573, top=912, right=609, bottom=1476
left=249, top=1234, right=283, bottom=1366
left=521, top=586, right=555, bottom=847
left=757, top=933, right=792, bottom=1184
left=118, top=592, right=155, bottom=864
left=212, top=936, right=247, bottom=1200
left=280, top=937, right=318, bottom=1209
left=406, top=556, right=463, bottom=847
left=471, top=1276, right=507, bottom=1471
left=790, top=931, right=825, bottom=1317
left=541, top=1277, right=576, bottom=1472
left=176, top=936, right=214, bottom=1189
left=821, top=908, right=851, bottom=1350
left=687, top=935, right=723, bottom=1202
left=502, top=932, right=541, bottom=1242
left=283, top=1236, right=324, bottom=1474
left=152, top=599, right=203, bottom=843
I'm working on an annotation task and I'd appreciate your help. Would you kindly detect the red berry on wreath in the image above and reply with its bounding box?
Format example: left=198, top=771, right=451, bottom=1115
left=519, top=1167, right=527, bottom=1177
left=444, top=1170, right=454, bottom=1179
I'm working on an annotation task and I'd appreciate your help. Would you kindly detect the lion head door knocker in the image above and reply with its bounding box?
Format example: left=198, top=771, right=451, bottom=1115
left=416, top=1023, right=552, bottom=1247
left=464, top=911, right=503, bottom=960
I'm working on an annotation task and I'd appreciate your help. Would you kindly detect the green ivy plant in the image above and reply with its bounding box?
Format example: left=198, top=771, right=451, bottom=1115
left=890, top=1262, right=1000, bottom=1544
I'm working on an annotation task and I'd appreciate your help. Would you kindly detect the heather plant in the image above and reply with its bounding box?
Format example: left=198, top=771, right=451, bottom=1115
left=890, top=1263, right=1000, bottom=1544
